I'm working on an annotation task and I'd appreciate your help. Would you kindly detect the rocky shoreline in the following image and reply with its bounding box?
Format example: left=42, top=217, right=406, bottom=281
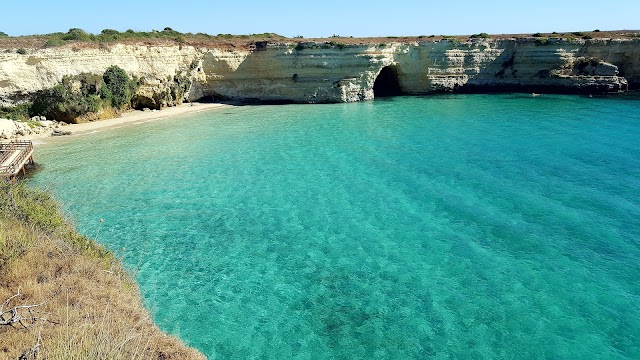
left=0, top=116, right=71, bottom=140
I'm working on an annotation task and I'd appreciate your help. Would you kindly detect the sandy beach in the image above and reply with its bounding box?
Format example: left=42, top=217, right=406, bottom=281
left=26, top=102, right=230, bottom=143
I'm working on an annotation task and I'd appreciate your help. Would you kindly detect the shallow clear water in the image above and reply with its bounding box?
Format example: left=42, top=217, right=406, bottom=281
left=30, top=94, right=640, bottom=359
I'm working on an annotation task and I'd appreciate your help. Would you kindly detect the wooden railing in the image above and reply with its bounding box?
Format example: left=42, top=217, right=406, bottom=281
left=0, top=140, right=34, bottom=178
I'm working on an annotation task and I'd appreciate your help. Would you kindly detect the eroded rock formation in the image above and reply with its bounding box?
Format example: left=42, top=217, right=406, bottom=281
left=0, top=38, right=638, bottom=106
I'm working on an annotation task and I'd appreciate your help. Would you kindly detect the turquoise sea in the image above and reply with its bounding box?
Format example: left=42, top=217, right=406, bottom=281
left=30, top=94, right=640, bottom=359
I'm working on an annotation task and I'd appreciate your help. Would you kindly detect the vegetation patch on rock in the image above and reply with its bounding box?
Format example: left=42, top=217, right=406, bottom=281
left=29, top=66, right=138, bottom=123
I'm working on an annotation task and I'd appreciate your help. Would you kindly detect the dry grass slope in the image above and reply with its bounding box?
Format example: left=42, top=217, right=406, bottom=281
left=0, top=181, right=205, bottom=359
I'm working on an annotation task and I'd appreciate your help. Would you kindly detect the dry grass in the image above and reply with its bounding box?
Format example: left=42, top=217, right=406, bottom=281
left=0, top=181, right=205, bottom=359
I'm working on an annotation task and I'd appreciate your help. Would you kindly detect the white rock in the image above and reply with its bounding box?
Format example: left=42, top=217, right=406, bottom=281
left=0, top=118, right=17, bottom=139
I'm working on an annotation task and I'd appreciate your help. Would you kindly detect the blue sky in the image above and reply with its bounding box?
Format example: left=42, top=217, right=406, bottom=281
left=3, top=0, right=639, bottom=38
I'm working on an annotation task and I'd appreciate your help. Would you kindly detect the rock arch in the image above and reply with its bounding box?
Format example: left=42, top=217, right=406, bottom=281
left=373, top=65, right=402, bottom=97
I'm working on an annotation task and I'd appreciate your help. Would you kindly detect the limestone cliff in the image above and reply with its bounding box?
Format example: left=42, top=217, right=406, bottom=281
left=1, top=38, right=638, bottom=107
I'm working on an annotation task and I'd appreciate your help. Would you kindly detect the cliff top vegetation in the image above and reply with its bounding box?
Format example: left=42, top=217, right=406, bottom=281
left=0, top=180, right=205, bottom=358
left=0, top=28, right=639, bottom=50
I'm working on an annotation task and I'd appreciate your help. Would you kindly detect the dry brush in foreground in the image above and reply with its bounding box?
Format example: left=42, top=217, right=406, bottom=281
left=0, top=181, right=205, bottom=359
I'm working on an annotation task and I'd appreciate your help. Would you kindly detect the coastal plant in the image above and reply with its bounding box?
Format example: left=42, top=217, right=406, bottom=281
left=16, top=48, right=27, bottom=55
left=532, top=33, right=543, bottom=37
left=0, top=31, right=8, bottom=37
left=169, top=74, right=192, bottom=103
left=29, top=66, right=137, bottom=122
left=442, top=35, right=461, bottom=45
left=471, top=33, right=490, bottom=39
left=98, top=29, right=121, bottom=42
left=102, top=65, right=138, bottom=109
left=326, top=41, right=346, bottom=50
left=175, top=35, right=186, bottom=45
left=62, top=28, right=92, bottom=41
left=0, top=103, right=31, bottom=121
left=43, top=39, right=65, bottom=48
left=534, top=37, right=549, bottom=46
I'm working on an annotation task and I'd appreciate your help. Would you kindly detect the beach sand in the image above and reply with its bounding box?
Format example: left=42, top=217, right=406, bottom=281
left=26, top=102, right=230, bottom=143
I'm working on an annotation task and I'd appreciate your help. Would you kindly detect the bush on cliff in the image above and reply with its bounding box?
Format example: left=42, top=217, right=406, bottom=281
left=471, top=33, right=490, bottom=39
left=62, top=28, right=92, bottom=41
left=30, top=74, right=104, bottom=122
left=29, top=66, right=138, bottom=123
left=102, top=65, right=138, bottom=108
left=0, top=103, right=31, bottom=121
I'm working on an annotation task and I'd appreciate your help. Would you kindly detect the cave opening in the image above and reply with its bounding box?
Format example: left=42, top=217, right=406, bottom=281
left=373, top=66, right=402, bottom=98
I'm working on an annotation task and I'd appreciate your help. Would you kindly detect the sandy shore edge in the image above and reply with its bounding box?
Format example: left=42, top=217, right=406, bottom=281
left=25, top=102, right=230, bottom=144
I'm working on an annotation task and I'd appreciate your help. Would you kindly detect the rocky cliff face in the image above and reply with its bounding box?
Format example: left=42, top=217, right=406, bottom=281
left=1, top=38, right=638, bottom=106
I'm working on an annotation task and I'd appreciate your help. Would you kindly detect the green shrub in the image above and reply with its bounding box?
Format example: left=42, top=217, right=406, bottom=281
left=442, top=35, right=461, bottom=44
left=0, top=181, right=66, bottom=234
left=471, top=32, right=490, bottom=39
left=101, top=29, right=120, bottom=36
left=29, top=66, right=136, bottom=122
left=0, top=103, right=31, bottom=121
left=103, top=65, right=137, bottom=109
left=534, top=37, right=549, bottom=46
left=532, top=33, right=543, bottom=37
left=62, top=28, right=91, bottom=41
left=572, top=31, right=586, bottom=37
left=16, top=48, right=27, bottom=55
left=170, top=74, right=191, bottom=102
left=44, top=39, right=65, bottom=48
left=593, top=29, right=601, bottom=32
left=30, top=79, right=102, bottom=122
left=327, top=41, right=346, bottom=49
left=0, top=31, right=8, bottom=37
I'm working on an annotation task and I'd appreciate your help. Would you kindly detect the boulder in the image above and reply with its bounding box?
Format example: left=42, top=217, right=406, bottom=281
left=52, top=129, right=72, bottom=136
left=594, top=62, right=618, bottom=76
left=0, top=118, right=17, bottom=139
left=30, top=115, right=47, bottom=122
